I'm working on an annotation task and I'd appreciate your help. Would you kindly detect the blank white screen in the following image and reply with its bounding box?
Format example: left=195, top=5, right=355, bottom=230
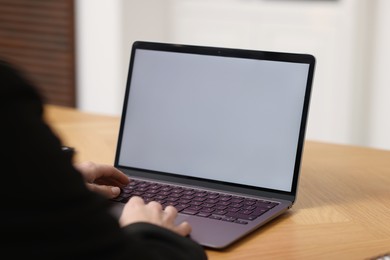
left=119, top=49, right=309, bottom=192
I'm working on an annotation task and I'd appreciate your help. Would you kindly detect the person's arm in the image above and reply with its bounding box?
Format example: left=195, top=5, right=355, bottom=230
left=0, top=59, right=207, bottom=260
left=123, top=221, right=206, bottom=259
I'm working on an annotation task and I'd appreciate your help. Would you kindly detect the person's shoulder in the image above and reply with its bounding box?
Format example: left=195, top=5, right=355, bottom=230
left=0, top=58, right=44, bottom=108
left=0, top=58, right=28, bottom=83
left=1, top=58, right=32, bottom=78
left=0, top=59, right=17, bottom=74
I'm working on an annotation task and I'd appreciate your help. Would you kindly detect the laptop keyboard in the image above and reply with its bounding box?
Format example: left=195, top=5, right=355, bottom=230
left=111, top=179, right=279, bottom=225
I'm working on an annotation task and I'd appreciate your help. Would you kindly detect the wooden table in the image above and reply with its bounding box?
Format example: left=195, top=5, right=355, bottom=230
left=45, top=105, right=390, bottom=260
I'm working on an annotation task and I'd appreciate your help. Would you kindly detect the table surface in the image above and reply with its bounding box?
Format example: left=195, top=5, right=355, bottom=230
left=45, top=105, right=390, bottom=260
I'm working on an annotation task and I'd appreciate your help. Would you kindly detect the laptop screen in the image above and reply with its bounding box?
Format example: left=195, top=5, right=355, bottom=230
left=118, top=43, right=312, bottom=192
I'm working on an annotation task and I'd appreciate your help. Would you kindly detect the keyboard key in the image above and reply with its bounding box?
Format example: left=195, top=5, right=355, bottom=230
left=197, top=212, right=211, bottom=218
left=182, top=209, right=198, bottom=215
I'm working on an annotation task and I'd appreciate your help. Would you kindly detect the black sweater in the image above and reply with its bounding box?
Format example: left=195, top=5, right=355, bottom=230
left=0, top=60, right=207, bottom=260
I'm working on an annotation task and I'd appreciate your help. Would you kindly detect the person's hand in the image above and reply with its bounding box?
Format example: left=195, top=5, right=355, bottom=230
left=119, top=196, right=192, bottom=237
left=74, top=161, right=130, bottom=199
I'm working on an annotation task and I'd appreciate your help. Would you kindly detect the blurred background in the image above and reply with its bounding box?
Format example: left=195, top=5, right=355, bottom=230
left=1, top=0, right=389, bottom=150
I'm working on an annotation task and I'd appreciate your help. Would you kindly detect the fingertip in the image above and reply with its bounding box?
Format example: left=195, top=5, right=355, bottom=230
left=129, top=196, right=145, bottom=204
left=177, top=221, right=192, bottom=237
left=183, top=221, right=192, bottom=230
left=111, top=186, right=121, bottom=196
left=164, top=205, right=178, bottom=214
left=147, top=200, right=163, bottom=210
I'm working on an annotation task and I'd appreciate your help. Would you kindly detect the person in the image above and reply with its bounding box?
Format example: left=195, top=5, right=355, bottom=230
left=0, top=59, right=207, bottom=259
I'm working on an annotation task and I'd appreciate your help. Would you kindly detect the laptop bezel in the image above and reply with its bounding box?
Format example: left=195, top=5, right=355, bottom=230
left=114, top=41, right=315, bottom=204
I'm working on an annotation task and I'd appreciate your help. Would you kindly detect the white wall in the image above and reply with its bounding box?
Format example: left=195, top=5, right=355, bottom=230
left=75, top=0, right=170, bottom=115
left=168, top=0, right=371, bottom=148
left=75, top=0, right=390, bottom=150
left=75, top=0, right=124, bottom=115
left=367, top=0, right=390, bottom=150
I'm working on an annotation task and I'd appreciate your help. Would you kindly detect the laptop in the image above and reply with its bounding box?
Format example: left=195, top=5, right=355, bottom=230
left=109, top=41, right=316, bottom=249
